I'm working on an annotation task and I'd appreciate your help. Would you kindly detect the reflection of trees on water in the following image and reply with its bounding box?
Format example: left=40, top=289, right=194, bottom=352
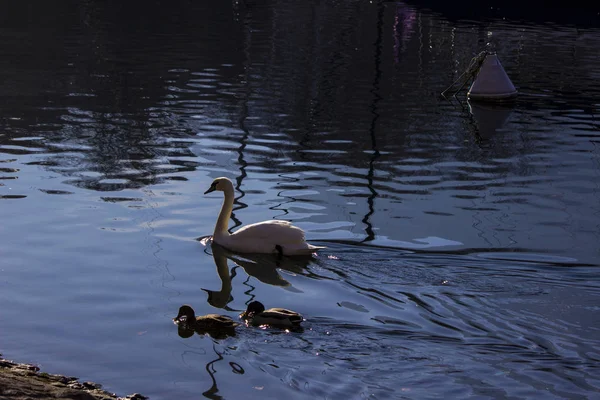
left=178, top=343, right=243, bottom=400
left=362, top=1, right=384, bottom=242
left=1, top=1, right=598, bottom=241
left=201, top=343, right=226, bottom=400
left=1, top=1, right=244, bottom=191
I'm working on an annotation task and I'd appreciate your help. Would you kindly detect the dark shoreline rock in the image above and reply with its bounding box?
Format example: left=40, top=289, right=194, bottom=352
left=0, top=354, right=146, bottom=400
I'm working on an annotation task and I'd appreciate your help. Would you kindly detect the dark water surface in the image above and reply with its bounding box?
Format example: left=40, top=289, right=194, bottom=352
left=1, top=1, right=599, bottom=399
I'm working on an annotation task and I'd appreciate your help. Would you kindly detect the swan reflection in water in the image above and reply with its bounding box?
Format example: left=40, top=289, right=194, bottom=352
left=202, top=241, right=314, bottom=309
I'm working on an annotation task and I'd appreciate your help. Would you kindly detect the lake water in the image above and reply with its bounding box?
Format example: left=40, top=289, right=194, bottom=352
left=1, top=1, right=599, bottom=399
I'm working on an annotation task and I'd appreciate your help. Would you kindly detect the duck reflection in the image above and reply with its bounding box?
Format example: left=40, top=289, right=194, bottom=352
left=176, top=324, right=236, bottom=340
left=202, top=242, right=313, bottom=309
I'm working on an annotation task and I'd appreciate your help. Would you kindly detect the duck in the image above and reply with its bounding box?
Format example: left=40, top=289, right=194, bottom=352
left=240, top=301, right=303, bottom=328
left=204, top=177, right=325, bottom=256
left=173, top=305, right=239, bottom=332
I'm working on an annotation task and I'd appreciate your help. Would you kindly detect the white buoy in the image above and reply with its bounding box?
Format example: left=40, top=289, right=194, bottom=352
left=468, top=54, right=517, bottom=102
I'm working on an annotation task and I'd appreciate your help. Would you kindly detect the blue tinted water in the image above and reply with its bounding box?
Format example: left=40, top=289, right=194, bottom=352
left=1, top=1, right=599, bottom=399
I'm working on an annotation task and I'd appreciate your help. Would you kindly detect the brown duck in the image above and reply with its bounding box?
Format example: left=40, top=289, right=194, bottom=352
left=173, top=305, right=239, bottom=332
left=240, top=301, right=303, bottom=328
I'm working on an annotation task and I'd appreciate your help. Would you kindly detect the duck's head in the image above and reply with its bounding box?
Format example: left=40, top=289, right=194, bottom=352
left=204, top=177, right=233, bottom=194
left=243, top=301, right=266, bottom=319
left=174, top=304, right=196, bottom=324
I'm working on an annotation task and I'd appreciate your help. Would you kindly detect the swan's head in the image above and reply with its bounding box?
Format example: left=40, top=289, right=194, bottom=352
left=174, top=304, right=196, bottom=324
left=204, top=177, right=233, bottom=194
left=242, top=301, right=266, bottom=319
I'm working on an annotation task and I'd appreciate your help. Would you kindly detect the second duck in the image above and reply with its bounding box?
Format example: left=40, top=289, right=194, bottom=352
left=240, top=301, right=303, bottom=328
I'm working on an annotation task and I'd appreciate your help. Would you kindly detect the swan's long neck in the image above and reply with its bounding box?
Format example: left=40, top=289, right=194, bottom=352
left=214, top=186, right=234, bottom=238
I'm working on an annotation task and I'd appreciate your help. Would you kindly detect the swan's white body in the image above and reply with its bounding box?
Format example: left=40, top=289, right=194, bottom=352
left=205, top=177, right=325, bottom=256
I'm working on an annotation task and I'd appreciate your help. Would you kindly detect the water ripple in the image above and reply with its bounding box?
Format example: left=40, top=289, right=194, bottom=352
left=0, top=3, right=599, bottom=400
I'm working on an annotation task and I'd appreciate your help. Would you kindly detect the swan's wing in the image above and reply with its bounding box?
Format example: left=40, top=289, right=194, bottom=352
left=225, top=219, right=324, bottom=255
left=232, top=220, right=306, bottom=243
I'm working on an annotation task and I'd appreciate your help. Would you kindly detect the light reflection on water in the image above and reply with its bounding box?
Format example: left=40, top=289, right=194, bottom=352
left=1, top=1, right=599, bottom=399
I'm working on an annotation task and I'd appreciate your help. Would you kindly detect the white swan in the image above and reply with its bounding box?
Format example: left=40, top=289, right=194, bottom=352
left=204, top=177, right=325, bottom=256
